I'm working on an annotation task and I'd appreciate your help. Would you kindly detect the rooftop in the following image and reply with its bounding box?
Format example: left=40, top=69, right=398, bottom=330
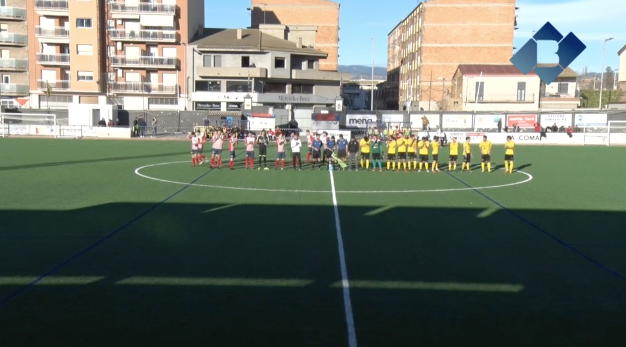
left=192, top=28, right=326, bottom=56
left=456, top=64, right=536, bottom=76
left=618, top=44, right=626, bottom=56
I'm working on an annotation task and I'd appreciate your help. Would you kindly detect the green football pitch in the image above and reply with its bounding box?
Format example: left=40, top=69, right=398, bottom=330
left=1, top=137, right=625, bottom=347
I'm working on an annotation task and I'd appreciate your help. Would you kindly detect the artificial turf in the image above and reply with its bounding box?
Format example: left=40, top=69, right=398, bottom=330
left=0, top=137, right=625, bottom=347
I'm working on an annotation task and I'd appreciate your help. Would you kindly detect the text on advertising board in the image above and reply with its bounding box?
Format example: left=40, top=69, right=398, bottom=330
left=507, top=114, right=536, bottom=127
left=574, top=113, right=607, bottom=127
left=541, top=113, right=572, bottom=128
left=346, top=114, right=377, bottom=128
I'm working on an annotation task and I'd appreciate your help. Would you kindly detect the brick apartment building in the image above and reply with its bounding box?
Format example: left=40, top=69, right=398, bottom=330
left=250, top=0, right=339, bottom=71
left=386, top=0, right=516, bottom=110
left=0, top=0, right=28, bottom=106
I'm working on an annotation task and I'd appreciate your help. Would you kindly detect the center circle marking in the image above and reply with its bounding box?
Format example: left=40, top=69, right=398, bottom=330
left=134, top=161, right=533, bottom=194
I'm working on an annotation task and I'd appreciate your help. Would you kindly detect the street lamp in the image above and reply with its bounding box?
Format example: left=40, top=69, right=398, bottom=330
left=599, top=37, right=613, bottom=109
left=370, top=35, right=374, bottom=111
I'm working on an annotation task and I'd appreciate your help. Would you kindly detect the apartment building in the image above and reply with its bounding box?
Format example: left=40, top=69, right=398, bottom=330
left=387, top=0, right=516, bottom=110
left=26, top=0, right=204, bottom=110
left=0, top=0, right=28, bottom=106
left=250, top=0, right=339, bottom=71
left=189, top=26, right=348, bottom=126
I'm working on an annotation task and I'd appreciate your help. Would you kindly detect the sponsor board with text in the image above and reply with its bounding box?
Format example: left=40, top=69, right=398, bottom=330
left=575, top=113, right=607, bottom=127
left=442, top=114, right=472, bottom=129
left=346, top=114, right=377, bottom=128
left=506, top=114, right=536, bottom=128
left=311, top=120, right=339, bottom=130
left=540, top=113, right=572, bottom=128
left=248, top=117, right=276, bottom=130
left=474, top=114, right=504, bottom=128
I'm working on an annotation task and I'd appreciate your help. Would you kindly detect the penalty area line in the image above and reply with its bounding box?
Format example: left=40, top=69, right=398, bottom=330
left=329, top=170, right=357, bottom=347
left=0, top=165, right=218, bottom=309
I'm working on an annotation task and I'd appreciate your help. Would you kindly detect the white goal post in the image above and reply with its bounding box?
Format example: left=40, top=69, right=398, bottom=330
left=582, top=121, right=626, bottom=146
left=608, top=121, right=626, bottom=146
left=0, top=113, right=73, bottom=138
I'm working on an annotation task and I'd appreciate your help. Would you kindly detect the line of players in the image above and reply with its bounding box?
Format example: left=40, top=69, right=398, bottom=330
left=189, top=130, right=517, bottom=173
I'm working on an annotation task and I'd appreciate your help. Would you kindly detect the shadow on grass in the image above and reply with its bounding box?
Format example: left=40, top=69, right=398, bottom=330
left=0, top=202, right=624, bottom=347
left=0, top=152, right=186, bottom=171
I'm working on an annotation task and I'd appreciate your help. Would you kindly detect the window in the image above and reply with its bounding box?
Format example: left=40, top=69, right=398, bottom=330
left=307, top=60, right=315, bottom=69
left=148, top=98, right=178, bottom=106
left=2, top=75, right=9, bottom=84
left=77, top=71, right=94, bottom=81
left=241, top=56, right=250, bottom=67
left=195, top=80, right=220, bottom=92
left=516, top=82, right=526, bottom=101
left=292, top=83, right=313, bottom=94
left=474, top=81, right=484, bottom=101
left=76, top=44, right=92, bottom=55
left=107, top=20, right=114, bottom=29
left=274, top=57, right=285, bottom=69
left=213, top=55, right=221, bottom=67
left=558, top=82, right=568, bottom=95
left=226, top=81, right=249, bottom=93
left=264, top=82, right=286, bottom=93
left=203, top=55, right=211, bottom=67
left=0, top=24, right=7, bottom=32
left=76, top=18, right=92, bottom=28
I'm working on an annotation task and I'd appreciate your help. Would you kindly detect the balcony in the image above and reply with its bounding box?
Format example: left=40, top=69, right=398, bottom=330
left=0, top=7, right=27, bottom=20
left=36, top=53, right=70, bottom=65
left=35, top=26, right=70, bottom=42
left=197, top=67, right=267, bottom=78
left=110, top=56, right=179, bottom=69
left=108, top=29, right=179, bottom=43
left=109, top=82, right=177, bottom=94
left=0, top=58, right=28, bottom=71
left=37, top=80, right=71, bottom=91
left=108, top=2, right=176, bottom=15
left=0, top=33, right=26, bottom=46
left=291, top=69, right=349, bottom=81
left=34, top=0, right=68, bottom=14
left=467, top=93, right=536, bottom=103
left=0, top=83, right=28, bottom=95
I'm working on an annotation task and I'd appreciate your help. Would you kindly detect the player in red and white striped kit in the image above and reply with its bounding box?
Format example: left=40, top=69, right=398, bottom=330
left=197, top=132, right=207, bottom=164
left=228, top=132, right=238, bottom=170
left=210, top=131, right=225, bottom=169
left=189, top=132, right=200, bottom=166
left=306, top=130, right=314, bottom=162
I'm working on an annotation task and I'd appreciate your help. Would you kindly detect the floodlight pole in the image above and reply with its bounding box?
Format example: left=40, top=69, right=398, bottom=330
left=371, top=35, right=374, bottom=111
left=599, top=37, right=613, bottom=109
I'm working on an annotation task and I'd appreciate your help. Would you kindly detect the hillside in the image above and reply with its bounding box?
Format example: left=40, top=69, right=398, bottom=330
left=338, top=65, right=387, bottom=80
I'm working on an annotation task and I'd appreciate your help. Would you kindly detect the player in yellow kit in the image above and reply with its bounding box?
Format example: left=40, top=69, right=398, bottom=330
left=504, top=135, right=515, bottom=174
left=431, top=136, right=440, bottom=172
left=396, top=134, right=408, bottom=172
left=478, top=135, right=493, bottom=172
left=417, top=136, right=430, bottom=172
left=407, top=134, right=417, bottom=170
left=448, top=137, right=459, bottom=171
left=359, top=136, right=370, bottom=169
left=462, top=137, right=471, bottom=172
left=386, top=136, right=397, bottom=170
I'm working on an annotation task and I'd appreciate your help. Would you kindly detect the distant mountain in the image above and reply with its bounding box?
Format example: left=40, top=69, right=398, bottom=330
left=338, top=65, right=387, bottom=80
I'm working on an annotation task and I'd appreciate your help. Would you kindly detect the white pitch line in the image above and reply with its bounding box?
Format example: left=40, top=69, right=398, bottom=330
left=329, top=170, right=357, bottom=347
left=134, top=161, right=534, bottom=194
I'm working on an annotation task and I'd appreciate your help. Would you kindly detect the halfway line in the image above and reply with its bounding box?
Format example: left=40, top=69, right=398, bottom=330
left=329, top=170, right=357, bottom=347
left=445, top=172, right=626, bottom=284
left=0, top=163, right=219, bottom=309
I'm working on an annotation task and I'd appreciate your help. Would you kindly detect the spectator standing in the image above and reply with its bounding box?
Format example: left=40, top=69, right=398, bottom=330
left=497, top=118, right=502, bottom=132
left=347, top=136, right=359, bottom=171
left=138, top=117, right=146, bottom=137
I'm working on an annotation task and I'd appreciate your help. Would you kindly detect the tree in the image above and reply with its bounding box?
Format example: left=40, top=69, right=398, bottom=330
left=604, top=66, right=615, bottom=89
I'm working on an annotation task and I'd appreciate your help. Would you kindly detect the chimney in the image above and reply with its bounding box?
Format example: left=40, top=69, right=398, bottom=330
left=297, top=36, right=302, bottom=48
left=237, top=28, right=242, bottom=40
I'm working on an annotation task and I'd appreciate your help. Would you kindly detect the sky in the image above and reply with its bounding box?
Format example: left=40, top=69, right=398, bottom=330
left=205, top=0, right=626, bottom=74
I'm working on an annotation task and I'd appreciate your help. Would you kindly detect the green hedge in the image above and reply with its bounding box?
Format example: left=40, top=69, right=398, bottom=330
left=580, top=90, right=623, bottom=108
